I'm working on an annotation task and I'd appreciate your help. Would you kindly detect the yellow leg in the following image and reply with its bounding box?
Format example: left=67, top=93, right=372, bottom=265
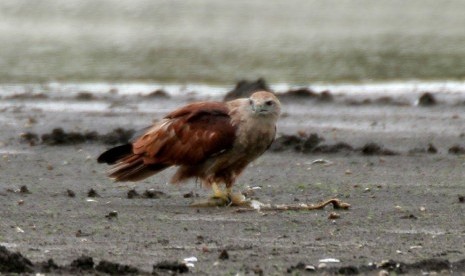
left=226, top=187, right=249, bottom=206
left=212, top=182, right=228, bottom=200
left=190, top=183, right=252, bottom=207
left=190, top=182, right=230, bottom=207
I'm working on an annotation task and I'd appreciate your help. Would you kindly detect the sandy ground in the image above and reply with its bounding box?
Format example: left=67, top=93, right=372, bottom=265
left=1, top=90, right=465, bottom=274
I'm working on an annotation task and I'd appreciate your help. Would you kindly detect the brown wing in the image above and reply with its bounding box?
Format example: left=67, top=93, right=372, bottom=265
left=133, top=102, right=237, bottom=166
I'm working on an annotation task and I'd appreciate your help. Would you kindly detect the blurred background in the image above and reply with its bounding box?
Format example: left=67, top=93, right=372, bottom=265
left=1, top=0, right=464, bottom=85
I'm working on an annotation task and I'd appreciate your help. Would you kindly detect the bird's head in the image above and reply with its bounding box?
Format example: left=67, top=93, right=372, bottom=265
left=248, top=91, right=281, bottom=118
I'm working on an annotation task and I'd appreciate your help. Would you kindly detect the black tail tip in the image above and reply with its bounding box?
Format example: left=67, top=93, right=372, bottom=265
left=97, top=144, right=132, bottom=164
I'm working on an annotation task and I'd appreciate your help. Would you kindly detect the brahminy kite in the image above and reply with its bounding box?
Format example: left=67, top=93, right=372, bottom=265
left=97, top=91, right=281, bottom=206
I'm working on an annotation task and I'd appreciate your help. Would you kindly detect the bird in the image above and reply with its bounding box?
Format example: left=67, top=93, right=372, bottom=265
left=97, top=91, right=281, bottom=206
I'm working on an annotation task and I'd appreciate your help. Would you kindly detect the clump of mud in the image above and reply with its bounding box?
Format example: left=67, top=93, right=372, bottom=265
left=21, top=127, right=135, bottom=146
left=0, top=247, right=145, bottom=275
left=19, top=185, right=31, bottom=194
left=70, top=255, right=94, bottom=271
left=288, top=258, right=459, bottom=275
left=127, top=188, right=168, bottom=199
left=87, top=188, right=100, bottom=198
left=19, top=132, right=40, bottom=146
left=219, top=249, right=229, bottom=260
left=0, top=245, right=34, bottom=273
left=270, top=133, right=396, bottom=155
left=448, top=145, right=465, bottom=154
left=96, top=260, right=140, bottom=274
left=346, top=96, right=410, bottom=106
left=278, top=88, right=334, bottom=102
left=418, top=92, right=437, bottom=106
left=153, top=261, right=189, bottom=274
left=5, top=92, right=48, bottom=100
left=361, top=143, right=398, bottom=156
left=224, top=78, right=271, bottom=101
left=143, top=89, right=170, bottom=99
left=75, top=92, right=97, bottom=101
left=270, top=133, right=324, bottom=153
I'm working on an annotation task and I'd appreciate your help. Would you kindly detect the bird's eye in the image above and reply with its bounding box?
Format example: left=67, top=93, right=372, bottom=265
left=265, top=100, right=274, bottom=106
left=249, top=99, right=253, bottom=105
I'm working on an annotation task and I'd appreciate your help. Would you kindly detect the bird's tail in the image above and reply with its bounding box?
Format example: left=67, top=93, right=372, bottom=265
left=97, top=144, right=169, bottom=182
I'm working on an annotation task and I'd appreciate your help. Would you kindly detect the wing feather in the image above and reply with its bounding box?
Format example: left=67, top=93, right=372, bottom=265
left=133, top=102, right=236, bottom=166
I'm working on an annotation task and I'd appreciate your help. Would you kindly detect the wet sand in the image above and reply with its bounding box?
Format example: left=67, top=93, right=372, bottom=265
left=1, top=89, right=465, bottom=274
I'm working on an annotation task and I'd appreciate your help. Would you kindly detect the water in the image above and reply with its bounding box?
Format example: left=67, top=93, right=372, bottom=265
left=1, top=0, right=465, bottom=84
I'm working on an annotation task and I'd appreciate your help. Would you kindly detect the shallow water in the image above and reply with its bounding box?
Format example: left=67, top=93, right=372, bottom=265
left=1, top=0, right=464, bottom=84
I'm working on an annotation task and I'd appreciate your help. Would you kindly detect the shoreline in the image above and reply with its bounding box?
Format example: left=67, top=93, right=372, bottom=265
left=1, top=79, right=465, bottom=98
left=1, top=82, right=465, bottom=274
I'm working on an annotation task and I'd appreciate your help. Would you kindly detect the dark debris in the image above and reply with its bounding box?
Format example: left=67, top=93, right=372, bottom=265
left=219, top=249, right=229, bottom=260
left=418, top=92, right=437, bottom=106
left=270, top=133, right=398, bottom=155
left=21, top=127, right=135, bottom=146
left=66, top=189, right=76, bottom=198
left=95, top=260, right=140, bottom=275
left=278, top=88, right=333, bottom=102
left=448, top=145, right=465, bottom=155
left=153, top=261, right=189, bottom=274
left=0, top=246, right=151, bottom=275
left=1, top=245, right=463, bottom=275
left=87, top=188, right=100, bottom=198
left=361, top=143, right=398, bottom=156
left=287, top=258, right=455, bottom=275
left=142, top=189, right=167, bottom=199
left=19, top=185, right=30, bottom=194
left=144, top=89, right=170, bottom=99
left=224, top=78, right=271, bottom=101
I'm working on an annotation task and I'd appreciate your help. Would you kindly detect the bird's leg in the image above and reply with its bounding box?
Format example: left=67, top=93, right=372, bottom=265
left=211, top=182, right=228, bottom=200
left=190, top=182, right=230, bottom=207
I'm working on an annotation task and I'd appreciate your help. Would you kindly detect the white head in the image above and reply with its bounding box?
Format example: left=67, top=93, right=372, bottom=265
left=248, top=91, right=281, bottom=120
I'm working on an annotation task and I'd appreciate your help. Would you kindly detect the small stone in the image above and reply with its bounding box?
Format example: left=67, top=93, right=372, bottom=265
left=127, top=189, right=140, bottom=199
left=219, top=249, right=229, bottom=260
left=449, top=145, right=465, bottom=155
left=153, top=261, right=189, bottom=273
left=67, top=189, right=76, bottom=198
left=19, top=185, right=30, bottom=194
left=427, top=144, right=438, bottom=154
left=328, top=212, right=340, bottom=219
left=105, top=211, right=118, bottom=219
left=183, top=191, right=194, bottom=198
left=143, top=189, right=166, bottom=198
left=305, top=265, right=316, bottom=271
left=87, top=188, right=100, bottom=197
left=418, top=92, right=436, bottom=106
left=378, top=269, right=390, bottom=276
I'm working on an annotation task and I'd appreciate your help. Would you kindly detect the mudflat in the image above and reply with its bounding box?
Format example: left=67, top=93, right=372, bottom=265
left=1, top=89, right=465, bottom=274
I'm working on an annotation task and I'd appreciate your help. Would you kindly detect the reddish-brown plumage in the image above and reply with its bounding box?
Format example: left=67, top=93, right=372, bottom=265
left=133, top=102, right=236, bottom=165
